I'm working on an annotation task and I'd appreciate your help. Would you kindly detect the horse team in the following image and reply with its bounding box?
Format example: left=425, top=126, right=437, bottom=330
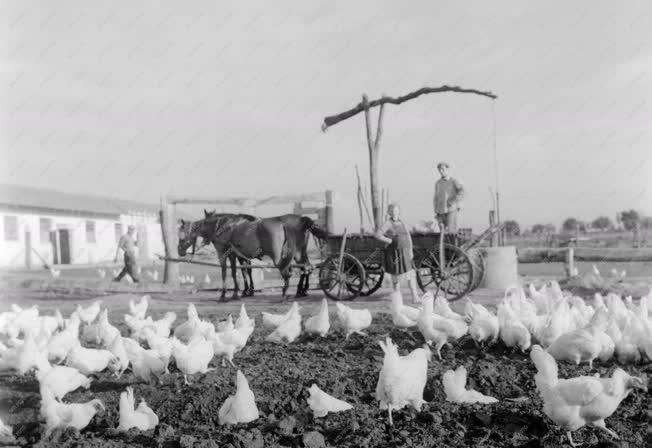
left=177, top=211, right=330, bottom=300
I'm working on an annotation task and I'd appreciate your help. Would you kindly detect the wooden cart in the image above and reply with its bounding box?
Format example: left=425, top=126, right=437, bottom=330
left=318, top=224, right=504, bottom=301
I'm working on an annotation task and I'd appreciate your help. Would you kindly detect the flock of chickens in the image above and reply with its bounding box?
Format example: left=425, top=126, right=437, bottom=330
left=0, top=281, right=650, bottom=445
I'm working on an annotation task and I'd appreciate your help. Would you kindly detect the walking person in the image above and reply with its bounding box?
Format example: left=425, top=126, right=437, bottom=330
left=374, top=203, right=422, bottom=304
left=113, top=225, right=140, bottom=283
left=433, top=162, right=465, bottom=233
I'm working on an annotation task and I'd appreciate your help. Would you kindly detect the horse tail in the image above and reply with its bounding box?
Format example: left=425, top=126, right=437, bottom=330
left=300, top=216, right=329, bottom=241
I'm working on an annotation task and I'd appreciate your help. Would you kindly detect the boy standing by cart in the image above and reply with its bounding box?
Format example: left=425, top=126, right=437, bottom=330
left=433, top=162, right=465, bottom=233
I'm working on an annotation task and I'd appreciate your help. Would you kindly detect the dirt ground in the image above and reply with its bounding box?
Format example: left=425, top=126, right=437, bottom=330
left=0, top=289, right=650, bottom=448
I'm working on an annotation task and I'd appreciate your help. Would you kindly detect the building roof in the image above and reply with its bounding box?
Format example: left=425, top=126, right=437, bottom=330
left=0, top=184, right=163, bottom=218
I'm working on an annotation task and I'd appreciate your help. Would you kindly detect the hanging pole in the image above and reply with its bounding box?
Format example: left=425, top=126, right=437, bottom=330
left=491, top=100, right=502, bottom=246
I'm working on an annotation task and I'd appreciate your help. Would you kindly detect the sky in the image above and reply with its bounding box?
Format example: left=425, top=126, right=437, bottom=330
left=1, top=1, right=651, bottom=233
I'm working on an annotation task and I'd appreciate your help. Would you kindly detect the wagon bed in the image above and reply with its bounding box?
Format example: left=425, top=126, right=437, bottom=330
left=317, top=230, right=491, bottom=301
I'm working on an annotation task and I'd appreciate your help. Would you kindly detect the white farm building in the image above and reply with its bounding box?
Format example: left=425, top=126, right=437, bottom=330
left=0, top=184, right=165, bottom=269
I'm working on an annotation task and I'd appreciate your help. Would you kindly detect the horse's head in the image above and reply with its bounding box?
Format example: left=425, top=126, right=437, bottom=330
left=204, top=209, right=217, bottom=219
left=177, top=219, right=199, bottom=256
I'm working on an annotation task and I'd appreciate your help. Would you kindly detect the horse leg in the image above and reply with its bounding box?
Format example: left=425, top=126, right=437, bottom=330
left=220, top=252, right=228, bottom=300
left=239, top=260, right=250, bottom=297
left=229, top=253, right=240, bottom=299
left=245, top=259, right=255, bottom=296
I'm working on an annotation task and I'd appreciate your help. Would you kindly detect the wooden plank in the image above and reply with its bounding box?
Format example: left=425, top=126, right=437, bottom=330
left=160, top=205, right=179, bottom=286
left=518, top=247, right=652, bottom=263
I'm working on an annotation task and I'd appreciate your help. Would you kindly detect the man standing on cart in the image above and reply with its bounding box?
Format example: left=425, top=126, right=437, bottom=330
left=433, top=162, right=465, bottom=233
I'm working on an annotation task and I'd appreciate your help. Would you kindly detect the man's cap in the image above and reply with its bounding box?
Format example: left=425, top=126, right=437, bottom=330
left=437, top=162, right=450, bottom=169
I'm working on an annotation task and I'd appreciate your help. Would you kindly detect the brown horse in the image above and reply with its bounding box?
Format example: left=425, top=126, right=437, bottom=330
left=177, top=213, right=256, bottom=299
left=200, top=213, right=329, bottom=299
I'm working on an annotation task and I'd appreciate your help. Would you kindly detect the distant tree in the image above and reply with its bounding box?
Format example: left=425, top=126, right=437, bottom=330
left=619, top=210, right=640, bottom=231
left=591, top=216, right=613, bottom=231
left=641, top=216, right=652, bottom=229
left=504, top=220, right=520, bottom=236
left=562, top=218, right=585, bottom=233
left=544, top=224, right=556, bottom=234
left=531, top=224, right=546, bottom=235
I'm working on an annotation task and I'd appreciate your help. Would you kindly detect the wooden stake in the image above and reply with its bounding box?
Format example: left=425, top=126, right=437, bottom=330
left=337, top=228, right=348, bottom=300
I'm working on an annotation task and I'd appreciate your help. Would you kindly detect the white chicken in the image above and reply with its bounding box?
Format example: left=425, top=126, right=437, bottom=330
left=50, top=267, right=61, bottom=279
left=375, top=337, right=431, bottom=426
left=216, top=315, right=234, bottom=332
left=0, top=417, right=12, bottom=437
left=75, top=301, right=102, bottom=325
left=65, top=343, right=119, bottom=375
left=40, top=385, right=105, bottom=436
left=464, top=298, right=499, bottom=346
left=266, top=305, right=302, bottom=343
left=122, top=338, right=166, bottom=383
left=213, top=324, right=254, bottom=354
left=124, top=315, right=155, bottom=342
left=591, top=264, right=601, bottom=276
left=140, top=328, right=173, bottom=371
left=442, top=366, right=498, bottom=404
left=304, top=298, right=330, bottom=337
left=202, top=274, right=211, bottom=285
left=433, top=295, right=466, bottom=322
left=546, top=305, right=604, bottom=368
left=82, top=309, right=120, bottom=347
left=171, top=336, right=214, bottom=384
left=97, top=268, right=106, bottom=279
left=497, top=302, right=531, bottom=352
left=218, top=370, right=259, bottom=425
left=117, top=387, right=158, bottom=432
left=107, top=335, right=130, bottom=377
left=389, top=291, right=419, bottom=329
left=335, top=303, right=372, bottom=339
left=36, top=362, right=92, bottom=401
left=209, top=333, right=237, bottom=367
left=0, top=332, right=49, bottom=375
left=129, top=295, right=149, bottom=320
left=173, top=304, right=215, bottom=342
left=235, top=304, right=254, bottom=329
left=150, top=312, right=177, bottom=338
left=307, top=384, right=353, bottom=417
left=416, top=294, right=449, bottom=359
left=46, top=315, right=81, bottom=363
left=262, top=302, right=301, bottom=329
left=530, top=344, right=647, bottom=446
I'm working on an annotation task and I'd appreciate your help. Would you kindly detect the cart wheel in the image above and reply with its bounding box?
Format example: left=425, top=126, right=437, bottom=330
left=416, top=243, right=474, bottom=301
left=354, top=263, right=384, bottom=296
left=319, top=253, right=365, bottom=301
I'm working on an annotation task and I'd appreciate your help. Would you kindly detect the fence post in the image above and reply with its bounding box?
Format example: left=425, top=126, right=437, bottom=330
left=489, top=211, right=497, bottom=247
left=565, top=247, right=575, bottom=277
left=160, top=202, right=179, bottom=286
left=25, top=231, right=32, bottom=269
left=324, top=190, right=334, bottom=233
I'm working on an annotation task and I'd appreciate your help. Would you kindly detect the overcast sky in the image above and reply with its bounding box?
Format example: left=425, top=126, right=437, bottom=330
left=1, top=1, right=650, bottom=233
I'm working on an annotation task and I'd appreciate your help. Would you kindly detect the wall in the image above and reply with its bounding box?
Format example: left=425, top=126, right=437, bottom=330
left=0, top=209, right=164, bottom=268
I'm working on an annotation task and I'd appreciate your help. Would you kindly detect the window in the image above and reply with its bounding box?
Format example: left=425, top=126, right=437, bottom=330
left=114, top=223, right=122, bottom=243
left=86, top=220, right=96, bottom=243
left=40, top=218, right=52, bottom=243
left=3, top=216, right=18, bottom=241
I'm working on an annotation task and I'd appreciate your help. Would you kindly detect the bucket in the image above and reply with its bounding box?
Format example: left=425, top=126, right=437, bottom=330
left=480, top=246, right=519, bottom=290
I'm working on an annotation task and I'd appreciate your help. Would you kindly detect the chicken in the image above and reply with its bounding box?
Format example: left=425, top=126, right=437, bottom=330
left=307, top=384, right=353, bottom=417
left=530, top=344, right=647, bottom=446
left=213, top=325, right=254, bottom=354
left=375, top=337, right=431, bottom=426
left=65, top=343, right=119, bottom=375
left=417, top=294, right=449, bottom=359
left=389, top=291, right=419, bottom=329
left=235, top=304, right=254, bottom=329
left=122, top=337, right=166, bottom=383
left=173, top=304, right=214, bottom=342
left=434, top=295, right=466, bottom=322
left=592, top=264, right=601, bottom=276
left=203, top=274, right=211, bottom=285
left=39, top=310, right=65, bottom=337
left=537, top=299, right=573, bottom=348
left=47, top=315, right=81, bottom=362
left=117, top=387, right=158, bottom=431
left=262, top=302, right=300, bottom=329
left=218, top=370, right=259, bottom=425
left=75, top=301, right=102, bottom=325
left=108, top=335, right=130, bottom=377
left=141, top=328, right=173, bottom=372
left=128, top=295, right=149, bottom=320
left=497, top=302, right=531, bottom=352
left=0, top=332, right=49, bottom=375
left=464, top=298, right=499, bottom=346
left=266, top=305, right=302, bottom=343
left=124, top=314, right=155, bottom=342
left=216, top=315, right=234, bottom=332
left=50, top=268, right=61, bottom=278
left=209, top=333, right=237, bottom=367
left=335, top=303, right=372, bottom=339
left=442, top=366, right=498, bottom=404
left=82, top=309, right=120, bottom=347
left=40, top=386, right=105, bottom=437
left=150, top=312, right=177, bottom=338
left=546, top=306, right=604, bottom=368
left=36, top=362, right=91, bottom=401
left=171, top=337, right=214, bottom=384
left=97, top=268, right=106, bottom=279
left=304, top=298, right=330, bottom=337
left=0, top=417, right=12, bottom=438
